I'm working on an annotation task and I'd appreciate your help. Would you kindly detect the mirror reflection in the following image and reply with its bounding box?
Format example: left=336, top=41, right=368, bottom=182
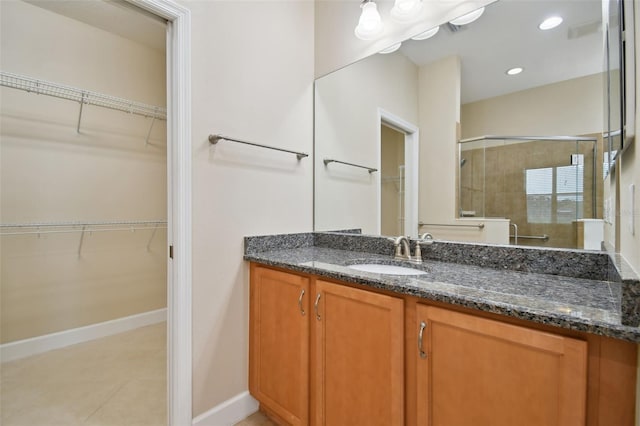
left=314, top=0, right=610, bottom=250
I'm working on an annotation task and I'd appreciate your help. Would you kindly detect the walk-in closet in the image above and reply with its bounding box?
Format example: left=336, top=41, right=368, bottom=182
left=0, top=1, right=168, bottom=424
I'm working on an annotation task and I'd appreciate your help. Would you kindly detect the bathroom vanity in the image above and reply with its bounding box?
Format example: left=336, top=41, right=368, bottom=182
left=245, top=232, right=639, bottom=426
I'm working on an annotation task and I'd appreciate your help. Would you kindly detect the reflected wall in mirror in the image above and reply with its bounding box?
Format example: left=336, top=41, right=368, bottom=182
left=314, top=0, right=617, bottom=250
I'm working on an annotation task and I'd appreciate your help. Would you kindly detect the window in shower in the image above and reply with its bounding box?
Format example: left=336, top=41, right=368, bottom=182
left=526, top=165, right=584, bottom=224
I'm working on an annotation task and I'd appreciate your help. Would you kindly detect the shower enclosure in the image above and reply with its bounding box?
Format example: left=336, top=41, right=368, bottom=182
left=458, top=135, right=603, bottom=249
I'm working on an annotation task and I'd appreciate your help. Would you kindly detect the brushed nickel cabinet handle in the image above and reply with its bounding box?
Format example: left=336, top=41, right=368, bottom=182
left=418, top=321, right=427, bottom=359
left=314, top=293, right=321, bottom=321
left=298, top=289, right=305, bottom=316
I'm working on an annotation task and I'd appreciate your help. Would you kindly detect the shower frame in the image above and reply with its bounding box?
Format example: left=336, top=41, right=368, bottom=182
left=457, top=135, right=599, bottom=245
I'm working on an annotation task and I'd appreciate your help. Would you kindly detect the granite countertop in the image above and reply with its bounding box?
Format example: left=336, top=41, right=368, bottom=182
left=244, top=232, right=640, bottom=343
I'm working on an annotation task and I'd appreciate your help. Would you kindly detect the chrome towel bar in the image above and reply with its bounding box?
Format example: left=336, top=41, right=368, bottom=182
left=209, top=134, right=308, bottom=160
left=323, top=159, right=377, bottom=173
left=459, top=135, right=598, bottom=143
left=510, top=234, right=550, bottom=241
left=419, top=222, right=485, bottom=230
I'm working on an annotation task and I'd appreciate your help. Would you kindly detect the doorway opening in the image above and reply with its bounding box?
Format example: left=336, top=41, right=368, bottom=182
left=0, top=0, right=192, bottom=424
left=378, top=109, right=419, bottom=237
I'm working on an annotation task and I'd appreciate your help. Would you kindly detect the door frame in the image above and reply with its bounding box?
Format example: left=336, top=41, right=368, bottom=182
left=123, top=1, right=192, bottom=425
left=378, top=109, right=419, bottom=237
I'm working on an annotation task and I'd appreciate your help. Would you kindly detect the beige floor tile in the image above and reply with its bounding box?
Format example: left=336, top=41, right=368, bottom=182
left=2, top=380, right=121, bottom=426
left=84, top=378, right=166, bottom=426
left=0, top=323, right=166, bottom=426
left=234, top=411, right=278, bottom=426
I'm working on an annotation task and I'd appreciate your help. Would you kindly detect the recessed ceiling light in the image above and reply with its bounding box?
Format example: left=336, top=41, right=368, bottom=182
left=449, top=7, right=485, bottom=26
left=539, top=16, right=563, bottom=30
left=506, top=67, right=524, bottom=76
left=411, top=26, right=439, bottom=41
left=379, top=42, right=402, bottom=54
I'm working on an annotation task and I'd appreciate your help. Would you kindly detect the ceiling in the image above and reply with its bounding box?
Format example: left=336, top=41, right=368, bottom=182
left=400, top=0, right=606, bottom=104
left=24, top=0, right=166, bottom=51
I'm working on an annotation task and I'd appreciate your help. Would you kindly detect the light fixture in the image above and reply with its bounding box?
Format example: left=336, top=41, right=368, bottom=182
left=538, top=16, right=563, bottom=30
left=379, top=42, right=402, bottom=54
left=506, top=67, right=524, bottom=75
left=355, top=0, right=384, bottom=40
left=449, top=7, right=485, bottom=26
left=390, top=0, right=423, bottom=22
left=411, top=26, right=440, bottom=41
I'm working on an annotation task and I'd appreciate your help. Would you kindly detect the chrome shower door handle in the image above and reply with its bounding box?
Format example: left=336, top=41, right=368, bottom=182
left=418, top=321, right=427, bottom=359
left=298, top=289, right=306, bottom=316
left=314, top=293, right=321, bottom=321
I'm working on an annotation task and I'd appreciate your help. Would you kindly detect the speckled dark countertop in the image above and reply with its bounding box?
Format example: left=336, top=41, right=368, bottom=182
left=244, top=232, right=640, bottom=343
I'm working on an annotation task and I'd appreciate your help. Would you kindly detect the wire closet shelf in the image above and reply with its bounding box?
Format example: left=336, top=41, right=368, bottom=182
left=1, top=221, right=167, bottom=256
left=0, top=220, right=167, bottom=236
left=0, top=71, right=167, bottom=121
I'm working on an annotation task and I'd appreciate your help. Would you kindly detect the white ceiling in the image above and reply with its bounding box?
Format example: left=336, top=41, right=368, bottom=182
left=24, top=0, right=166, bottom=51
left=400, top=0, right=605, bottom=104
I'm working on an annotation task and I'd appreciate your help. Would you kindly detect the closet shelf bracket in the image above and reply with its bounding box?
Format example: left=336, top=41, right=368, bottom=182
left=77, top=92, right=87, bottom=133
left=78, top=225, right=87, bottom=258
left=146, top=224, right=159, bottom=251
left=145, top=112, right=158, bottom=146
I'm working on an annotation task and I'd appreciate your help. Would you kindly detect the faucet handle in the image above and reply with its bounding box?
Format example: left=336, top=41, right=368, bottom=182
left=413, top=241, right=423, bottom=264
left=419, top=233, right=434, bottom=245
left=386, top=236, right=403, bottom=257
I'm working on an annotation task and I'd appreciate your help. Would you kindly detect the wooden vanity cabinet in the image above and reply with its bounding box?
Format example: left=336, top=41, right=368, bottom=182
left=415, top=304, right=587, bottom=426
left=249, top=265, right=405, bottom=426
left=312, top=279, right=404, bottom=426
left=249, top=265, right=310, bottom=425
left=250, top=264, right=637, bottom=426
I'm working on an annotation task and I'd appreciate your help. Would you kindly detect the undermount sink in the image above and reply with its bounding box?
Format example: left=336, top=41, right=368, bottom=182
left=347, top=263, right=428, bottom=276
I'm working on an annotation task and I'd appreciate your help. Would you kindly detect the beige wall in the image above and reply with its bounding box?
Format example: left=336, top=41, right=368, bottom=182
left=619, top=3, right=640, bottom=276
left=314, top=51, right=418, bottom=234
left=314, top=0, right=496, bottom=78
left=621, top=141, right=638, bottom=270
left=0, top=1, right=167, bottom=343
left=461, top=72, right=604, bottom=138
left=418, top=56, right=460, bottom=224
left=416, top=55, right=511, bottom=243
left=186, top=0, right=314, bottom=416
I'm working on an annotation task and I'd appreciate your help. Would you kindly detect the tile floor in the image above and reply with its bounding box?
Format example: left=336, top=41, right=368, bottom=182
left=234, top=411, right=277, bottom=426
left=1, top=323, right=166, bottom=426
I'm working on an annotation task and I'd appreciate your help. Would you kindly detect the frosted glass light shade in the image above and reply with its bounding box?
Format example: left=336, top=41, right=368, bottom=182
left=355, top=2, right=384, bottom=40
left=379, top=42, right=402, bottom=54
left=449, top=7, right=485, bottom=26
left=411, top=26, right=439, bottom=40
left=390, top=0, right=423, bottom=22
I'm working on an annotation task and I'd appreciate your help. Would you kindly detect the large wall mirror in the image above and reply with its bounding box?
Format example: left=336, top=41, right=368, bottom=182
left=314, top=0, right=632, bottom=251
left=603, top=0, right=635, bottom=171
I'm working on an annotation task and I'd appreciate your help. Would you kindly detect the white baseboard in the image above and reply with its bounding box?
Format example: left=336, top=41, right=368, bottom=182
left=192, top=391, right=259, bottom=426
left=1, top=308, right=167, bottom=363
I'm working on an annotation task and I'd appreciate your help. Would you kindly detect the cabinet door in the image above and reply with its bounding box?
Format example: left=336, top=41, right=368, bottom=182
left=313, top=280, right=404, bottom=426
left=250, top=266, right=309, bottom=425
left=416, top=305, right=587, bottom=426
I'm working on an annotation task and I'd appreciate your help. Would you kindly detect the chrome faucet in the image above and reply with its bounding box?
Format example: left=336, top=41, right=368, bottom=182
left=393, top=236, right=411, bottom=261
left=392, top=236, right=423, bottom=264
